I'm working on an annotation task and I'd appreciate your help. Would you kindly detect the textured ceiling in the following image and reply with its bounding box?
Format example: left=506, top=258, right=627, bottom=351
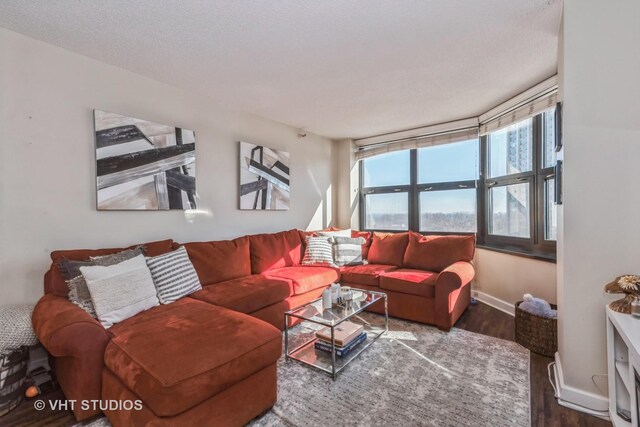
left=0, top=1, right=562, bottom=139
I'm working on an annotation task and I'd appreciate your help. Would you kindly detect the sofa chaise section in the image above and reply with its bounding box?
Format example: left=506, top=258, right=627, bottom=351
left=101, top=298, right=281, bottom=425
left=34, top=239, right=176, bottom=420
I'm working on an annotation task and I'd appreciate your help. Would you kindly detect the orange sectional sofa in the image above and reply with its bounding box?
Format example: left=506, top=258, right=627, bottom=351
left=32, top=228, right=474, bottom=425
left=340, top=231, right=475, bottom=330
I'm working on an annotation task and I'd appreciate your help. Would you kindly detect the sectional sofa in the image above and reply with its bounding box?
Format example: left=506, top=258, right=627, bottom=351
left=32, top=228, right=475, bottom=425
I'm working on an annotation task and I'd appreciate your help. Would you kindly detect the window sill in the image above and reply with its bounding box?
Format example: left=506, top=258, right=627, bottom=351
left=476, top=244, right=556, bottom=263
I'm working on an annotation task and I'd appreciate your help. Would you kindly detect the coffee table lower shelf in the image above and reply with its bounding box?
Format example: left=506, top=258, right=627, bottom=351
left=285, top=326, right=386, bottom=379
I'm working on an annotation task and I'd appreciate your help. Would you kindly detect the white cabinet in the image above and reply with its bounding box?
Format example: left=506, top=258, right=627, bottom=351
left=607, top=306, right=640, bottom=426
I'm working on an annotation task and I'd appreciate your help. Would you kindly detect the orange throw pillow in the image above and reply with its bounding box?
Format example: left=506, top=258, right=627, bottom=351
left=367, top=232, right=409, bottom=266
left=403, top=231, right=475, bottom=272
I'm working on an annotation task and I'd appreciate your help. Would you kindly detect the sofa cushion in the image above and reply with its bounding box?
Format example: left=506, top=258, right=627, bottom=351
left=80, top=255, right=159, bottom=329
left=332, top=236, right=366, bottom=267
left=61, top=248, right=145, bottom=317
left=249, top=230, right=303, bottom=273
left=403, top=232, right=475, bottom=272
left=104, top=298, right=281, bottom=417
left=301, top=236, right=336, bottom=267
left=182, top=236, right=251, bottom=285
left=189, top=275, right=291, bottom=313
left=340, top=264, right=398, bottom=287
left=263, top=266, right=338, bottom=295
left=46, top=239, right=174, bottom=297
left=379, top=269, right=438, bottom=298
left=367, top=232, right=409, bottom=266
left=351, top=230, right=372, bottom=259
left=146, top=247, right=202, bottom=304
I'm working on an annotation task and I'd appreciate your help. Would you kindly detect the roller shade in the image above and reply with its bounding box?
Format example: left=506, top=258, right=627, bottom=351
left=479, top=88, right=558, bottom=136
left=355, top=126, right=478, bottom=160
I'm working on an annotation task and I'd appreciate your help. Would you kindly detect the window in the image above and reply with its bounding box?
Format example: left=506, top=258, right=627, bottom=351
left=360, top=139, right=479, bottom=234
left=418, top=140, right=478, bottom=232
left=362, top=150, right=410, bottom=187
left=479, top=108, right=557, bottom=259
left=359, top=108, right=557, bottom=261
left=488, top=183, right=530, bottom=238
left=361, top=151, right=411, bottom=231
left=364, top=193, right=409, bottom=230
left=420, top=189, right=477, bottom=232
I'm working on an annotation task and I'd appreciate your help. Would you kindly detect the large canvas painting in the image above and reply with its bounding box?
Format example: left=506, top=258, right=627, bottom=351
left=239, top=142, right=290, bottom=210
left=94, top=110, right=196, bottom=210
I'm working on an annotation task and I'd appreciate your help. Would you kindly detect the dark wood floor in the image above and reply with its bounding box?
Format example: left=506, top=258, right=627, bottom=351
left=2, top=302, right=611, bottom=426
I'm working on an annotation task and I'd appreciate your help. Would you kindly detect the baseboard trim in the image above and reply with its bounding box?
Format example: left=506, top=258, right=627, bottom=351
left=552, top=353, right=610, bottom=418
left=474, top=291, right=515, bottom=317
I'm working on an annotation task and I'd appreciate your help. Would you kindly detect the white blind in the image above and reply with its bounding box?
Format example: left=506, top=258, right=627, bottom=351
left=479, top=90, right=558, bottom=136
left=355, top=127, right=478, bottom=160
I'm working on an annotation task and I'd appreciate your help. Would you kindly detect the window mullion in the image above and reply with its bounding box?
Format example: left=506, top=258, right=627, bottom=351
left=409, top=149, right=419, bottom=232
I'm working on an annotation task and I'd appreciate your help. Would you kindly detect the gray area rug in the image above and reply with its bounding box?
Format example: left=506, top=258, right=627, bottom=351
left=251, top=314, right=530, bottom=427
left=76, top=315, right=529, bottom=427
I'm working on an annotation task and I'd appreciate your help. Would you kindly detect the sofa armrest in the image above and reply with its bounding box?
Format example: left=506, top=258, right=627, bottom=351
left=435, top=261, right=475, bottom=290
left=33, top=294, right=108, bottom=355
left=32, top=294, right=109, bottom=420
left=434, top=262, right=475, bottom=331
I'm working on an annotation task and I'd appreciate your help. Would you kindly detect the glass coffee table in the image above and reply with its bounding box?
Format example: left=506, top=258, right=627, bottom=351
left=284, top=288, right=388, bottom=380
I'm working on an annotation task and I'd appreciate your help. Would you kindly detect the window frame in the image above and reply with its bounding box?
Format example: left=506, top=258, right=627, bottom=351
left=359, top=146, right=479, bottom=236
left=358, top=112, right=557, bottom=262
left=477, top=113, right=556, bottom=260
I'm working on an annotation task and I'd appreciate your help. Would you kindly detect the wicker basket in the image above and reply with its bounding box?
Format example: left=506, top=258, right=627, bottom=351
left=515, top=301, right=558, bottom=357
left=0, top=347, right=29, bottom=418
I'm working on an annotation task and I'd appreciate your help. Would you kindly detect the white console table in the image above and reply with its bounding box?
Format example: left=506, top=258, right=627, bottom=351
left=607, top=306, right=640, bottom=426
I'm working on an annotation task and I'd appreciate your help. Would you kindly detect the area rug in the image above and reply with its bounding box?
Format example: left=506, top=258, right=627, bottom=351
left=250, top=314, right=530, bottom=427
left=75, top=315, right=529, bottom=427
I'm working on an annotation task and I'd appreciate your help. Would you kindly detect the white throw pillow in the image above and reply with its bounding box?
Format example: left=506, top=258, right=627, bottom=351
left=80, top=254, right=159, bottom=329
left=145, top=246, right=202, bottom=304
left=318, top=229, right=352, bottom=238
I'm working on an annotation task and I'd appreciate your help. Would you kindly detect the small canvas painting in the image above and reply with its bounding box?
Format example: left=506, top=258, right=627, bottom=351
left=239, top=141, right=290, bottom=210
left=94, top=110, right=196, bottom=210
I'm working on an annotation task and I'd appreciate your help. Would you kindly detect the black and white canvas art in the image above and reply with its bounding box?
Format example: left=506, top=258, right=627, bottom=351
left=94, top=110, right=196, bottom=210
left=239, top=142, right=290, bottom=210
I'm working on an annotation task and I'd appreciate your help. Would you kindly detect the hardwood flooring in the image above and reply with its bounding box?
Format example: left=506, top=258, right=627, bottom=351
left=1, top=302, right=611, bottom=426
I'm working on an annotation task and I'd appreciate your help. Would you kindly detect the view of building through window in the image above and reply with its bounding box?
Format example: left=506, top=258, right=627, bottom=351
left=487, top=119, right=533, bottom=238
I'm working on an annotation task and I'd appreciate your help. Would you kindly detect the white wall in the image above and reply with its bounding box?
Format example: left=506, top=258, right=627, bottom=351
left=334, top=139, right=360, bottom=230
left=473, top=249, right=556, bottom=311
left=556, top=0, right=640, bottom=410
left=0, top=28, right=336, bottom=305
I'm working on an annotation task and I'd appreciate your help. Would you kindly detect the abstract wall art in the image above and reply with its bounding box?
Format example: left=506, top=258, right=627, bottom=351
left=239, top=141, right=290, bottom=210
left=94, top=110, right=196, bottom=210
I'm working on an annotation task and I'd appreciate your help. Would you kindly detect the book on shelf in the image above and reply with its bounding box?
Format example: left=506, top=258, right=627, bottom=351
left=314, top=332, right=367, bottom=357
left=315, top=321, right=364, bottom=347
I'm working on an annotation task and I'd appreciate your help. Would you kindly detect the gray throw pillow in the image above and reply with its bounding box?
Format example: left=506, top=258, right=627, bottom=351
left=80, top=254, right=159, bottom=329
left=90, top=247, right=144, bottom=265
left=66, top=276, right=97, bottom=318
left=332, top=236, right=367, bottom=267
left=145, top=246, right=202, bottom=304
left=62, top=247, right=144, bottom=318
left=302, top=236, right=337, bottom=268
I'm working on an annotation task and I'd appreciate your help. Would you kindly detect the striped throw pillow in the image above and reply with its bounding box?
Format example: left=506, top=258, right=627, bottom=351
left=332, top=236, right=367, bottom=267
left=302, top=236, right=336, bottom=267
left=145, top=246, right=202, bottom=304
